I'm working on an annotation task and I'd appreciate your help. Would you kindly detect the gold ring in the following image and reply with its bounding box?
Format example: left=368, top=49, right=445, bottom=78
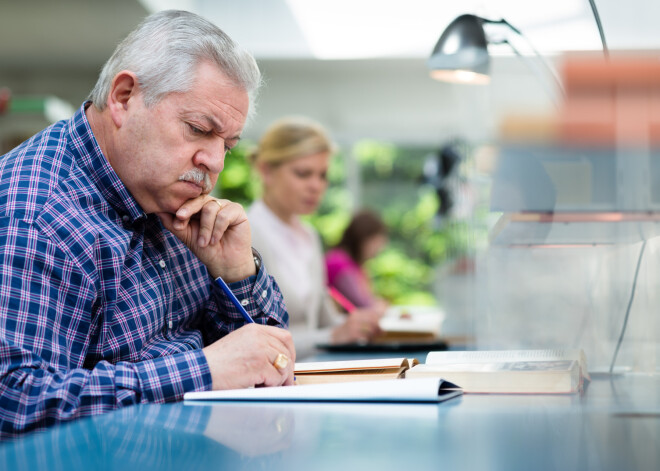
left=214, top=199, right=223, bottom=209
left=273, top=353, right=289, bottom=370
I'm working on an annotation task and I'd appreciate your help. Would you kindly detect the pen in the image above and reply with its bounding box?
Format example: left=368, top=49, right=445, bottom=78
left=328, top=286, right=356, bottom=313
left=215, top=276, right=255, bottom=323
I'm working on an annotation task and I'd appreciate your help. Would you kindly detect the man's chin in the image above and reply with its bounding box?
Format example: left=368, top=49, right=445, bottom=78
left=175, top=193, right=213, bottom=212
left=156, top=197, right=194, bottom=216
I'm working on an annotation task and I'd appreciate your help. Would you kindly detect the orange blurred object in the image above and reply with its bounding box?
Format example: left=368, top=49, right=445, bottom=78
left=559, top=53, right=660, bottom=146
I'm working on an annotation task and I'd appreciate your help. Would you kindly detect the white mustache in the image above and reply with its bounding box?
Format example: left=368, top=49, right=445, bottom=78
left=179, top=168, right=212, bottom=193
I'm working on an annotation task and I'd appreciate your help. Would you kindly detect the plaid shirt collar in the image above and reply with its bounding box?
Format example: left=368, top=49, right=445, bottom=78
left=68, top=102, right=148, bottom=225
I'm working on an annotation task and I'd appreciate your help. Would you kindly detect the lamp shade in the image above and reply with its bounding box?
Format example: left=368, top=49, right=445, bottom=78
left=428, top=14, right=490, bottom=84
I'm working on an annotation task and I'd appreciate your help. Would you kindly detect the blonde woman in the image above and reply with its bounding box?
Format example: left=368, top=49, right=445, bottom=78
left=248, top=117, right=383, bottom=358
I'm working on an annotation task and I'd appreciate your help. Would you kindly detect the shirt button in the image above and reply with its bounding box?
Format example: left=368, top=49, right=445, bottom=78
left=159, top=260, right=166, bottom=269
left=240, top=299, right=249, bottom=307
left=121, top=215, right=130, bottom=223
left=262, top=290, right=268, bottom=298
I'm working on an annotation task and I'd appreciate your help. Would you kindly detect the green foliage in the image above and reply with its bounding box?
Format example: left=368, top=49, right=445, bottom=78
left=365, top=248, right=435, bottom=304
left=212, top=141, right=261, bottom=207
left=353, top=140, right=396, bottom=177
left=309, top=212, right=350, bottom=247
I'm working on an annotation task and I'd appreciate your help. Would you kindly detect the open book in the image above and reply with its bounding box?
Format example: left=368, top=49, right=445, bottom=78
left=294, top=358, right=418, bottom=385
left=405, top=349, right=590, bottom=394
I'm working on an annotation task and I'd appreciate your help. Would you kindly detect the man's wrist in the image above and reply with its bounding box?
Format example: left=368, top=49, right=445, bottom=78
left=211, top=248, right=262, bottom=283
left=213, top=261, right=255, bottom=283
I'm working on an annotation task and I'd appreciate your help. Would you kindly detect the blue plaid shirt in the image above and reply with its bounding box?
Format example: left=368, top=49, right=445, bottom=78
left=0, top=103, right=288, bottom=437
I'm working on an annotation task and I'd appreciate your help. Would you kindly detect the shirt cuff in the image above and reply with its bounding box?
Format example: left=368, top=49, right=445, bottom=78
left=129, top=349, right=212, bottom=403
left=212, top=264, right=287, bottom=326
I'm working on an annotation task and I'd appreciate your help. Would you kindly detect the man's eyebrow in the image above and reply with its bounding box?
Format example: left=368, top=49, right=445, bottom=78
left=201, top=115, right=241, bottom=141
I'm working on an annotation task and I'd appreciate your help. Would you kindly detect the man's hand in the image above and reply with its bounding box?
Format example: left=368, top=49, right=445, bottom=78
left=158, top=196, right=255, bottom=282
left=203, top=324, right=296, bottom=390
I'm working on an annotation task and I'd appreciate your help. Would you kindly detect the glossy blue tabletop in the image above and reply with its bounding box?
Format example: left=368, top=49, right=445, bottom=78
left=0, top=374, right=658, bottom=471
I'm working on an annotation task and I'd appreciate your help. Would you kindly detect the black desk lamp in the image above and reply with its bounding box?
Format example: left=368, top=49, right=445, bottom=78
left=427, top=13, right=565, bottom=99
left=427, top=14, right=491, bottom=85
left=427, top=3, right=609, bottom=97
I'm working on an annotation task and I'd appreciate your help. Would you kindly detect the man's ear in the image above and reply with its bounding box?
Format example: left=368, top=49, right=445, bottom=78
left=107, top=70, right=139, bottom=128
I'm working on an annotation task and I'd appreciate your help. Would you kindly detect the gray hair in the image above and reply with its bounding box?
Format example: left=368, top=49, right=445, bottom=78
left=88, top=10, right=261, bottom=117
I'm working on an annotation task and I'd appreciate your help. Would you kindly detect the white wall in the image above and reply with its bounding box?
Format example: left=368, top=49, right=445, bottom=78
left=246, top=56, right=557, bottom=147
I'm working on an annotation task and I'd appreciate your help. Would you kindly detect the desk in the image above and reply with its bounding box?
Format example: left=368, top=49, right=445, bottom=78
left=0, top=374, right=658, bottom=471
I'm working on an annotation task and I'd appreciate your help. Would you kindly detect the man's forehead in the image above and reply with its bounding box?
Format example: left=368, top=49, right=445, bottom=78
left=182, top=62, right=249, bottom=124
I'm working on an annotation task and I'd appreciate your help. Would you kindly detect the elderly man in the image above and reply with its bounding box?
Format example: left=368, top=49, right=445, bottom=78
left=0, top=10, right=295, bottom=436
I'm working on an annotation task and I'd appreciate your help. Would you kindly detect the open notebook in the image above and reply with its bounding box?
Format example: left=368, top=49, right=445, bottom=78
left=184, top=377, right=461, bottom=403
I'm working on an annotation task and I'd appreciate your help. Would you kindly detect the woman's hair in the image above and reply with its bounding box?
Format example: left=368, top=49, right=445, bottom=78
left=337, top=209, right=387, bottom=264
left=249, top=116, right=335, bottom=166
left=88, top=10, right=261, bottom=117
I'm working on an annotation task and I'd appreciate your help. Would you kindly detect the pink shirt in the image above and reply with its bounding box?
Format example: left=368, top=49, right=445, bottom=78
left=325, top=248, right=375, bottom=308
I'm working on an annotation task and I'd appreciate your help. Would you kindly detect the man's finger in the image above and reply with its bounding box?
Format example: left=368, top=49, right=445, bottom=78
left=175, top=195, right=210, bottom=222
left=263, top=325, right=296, bottom=362
left=197, top=200, right=225, bottom=247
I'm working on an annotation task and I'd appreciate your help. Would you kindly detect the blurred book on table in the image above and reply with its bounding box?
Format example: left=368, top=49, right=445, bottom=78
left=405, top=349, right=590, bottom=394
left=373, top=305, right=445, bottom=343
left=317, top=305, right=449, bottom=352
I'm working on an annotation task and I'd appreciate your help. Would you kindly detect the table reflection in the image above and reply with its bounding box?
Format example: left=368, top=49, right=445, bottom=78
left=0, top=397, right=455, bottom=471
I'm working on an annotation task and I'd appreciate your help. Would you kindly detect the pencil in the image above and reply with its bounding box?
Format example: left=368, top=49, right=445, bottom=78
left=328, top=286, right=356, bottom=313
left=215, top=276, right=255, bottom=323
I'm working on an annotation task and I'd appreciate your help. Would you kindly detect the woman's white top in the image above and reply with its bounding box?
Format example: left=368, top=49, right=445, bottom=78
left=247, top=200, right=343, bottom=359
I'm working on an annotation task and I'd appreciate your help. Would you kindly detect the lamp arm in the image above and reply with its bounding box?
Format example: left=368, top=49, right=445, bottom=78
left=588, top=0, right=609, bottom=59
left=486, top=18, right=565, bottom=99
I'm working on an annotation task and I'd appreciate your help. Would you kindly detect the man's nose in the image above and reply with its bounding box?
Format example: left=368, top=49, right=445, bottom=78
left=194, top=138, right=226, bottom=174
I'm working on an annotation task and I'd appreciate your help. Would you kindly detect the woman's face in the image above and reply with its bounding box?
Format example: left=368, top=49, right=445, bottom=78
left=262, top=151, right=330, bottom=219
left=362, top=233, right=388, bottom=261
